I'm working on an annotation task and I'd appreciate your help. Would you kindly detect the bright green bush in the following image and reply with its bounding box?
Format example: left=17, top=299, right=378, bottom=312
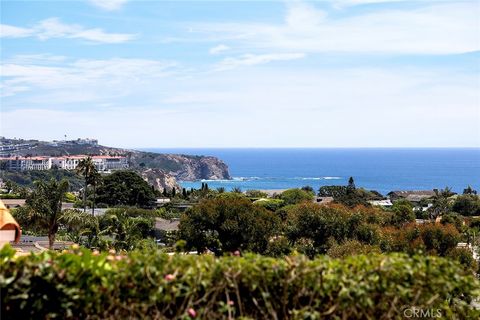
left=64, top=192, right=77, bottom=203
left=280, top=188, right=314, bottom=205
left=1, top=246, right=479, bottom=319
left=253, top=198, right=285, bottom=211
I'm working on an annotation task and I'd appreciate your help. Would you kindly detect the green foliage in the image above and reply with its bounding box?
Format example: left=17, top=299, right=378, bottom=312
left=264, top=236, right=292, bottom=257
left=0, top=193, right=24, bottom=199
left=23, top=178, right=71, bottom=248
left=446, top=248, right=478, bottom=272
left=1, top=170, right=83, bottom=190
left=1, top=246, right=479, bottom=319
left=452, top=194, right=480, bottom=216
left=280, top=188, right=314, bottom=205
left=64, top=192, right=77, bottom=203
left=98, top=209, right=156, bottom=250
left=285, top=203, right=353, bottom=256
left=95, top=171, right=156, bottom=208
left=391, top=199, right=415, bottom=226
left=245, top=189, right=268, bottom=198
left=215, top=192, right=246, bottom=200
left=429, top=187, right=455, bottom=218
left=179, top=197, right=280, bottom=255
left=318, top=185, right=375, bottom=207
left=318, top=185, right=347, bottom=198
left=327, top=239, right=381, bottom=259
left=253, top=198, right=285, bottom=211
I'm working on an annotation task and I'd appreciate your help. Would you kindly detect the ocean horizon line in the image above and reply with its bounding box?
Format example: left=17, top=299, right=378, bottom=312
left=137, top=147, right=480, bottom=151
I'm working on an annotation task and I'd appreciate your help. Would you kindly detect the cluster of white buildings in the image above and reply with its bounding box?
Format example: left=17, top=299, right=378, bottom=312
left=0, top=155, right=128, bottom=172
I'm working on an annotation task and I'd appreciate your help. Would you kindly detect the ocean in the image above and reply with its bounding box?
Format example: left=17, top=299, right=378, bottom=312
left=143, top=148, right=480, bottom=195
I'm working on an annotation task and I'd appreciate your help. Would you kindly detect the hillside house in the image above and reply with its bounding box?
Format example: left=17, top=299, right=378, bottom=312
left=387, top=190, right=436, bottom=203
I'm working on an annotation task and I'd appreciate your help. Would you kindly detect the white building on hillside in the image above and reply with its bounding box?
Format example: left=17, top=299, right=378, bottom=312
left=1, top=155, right=128, bottom=171
left=0, top=157, right=51, bottom=170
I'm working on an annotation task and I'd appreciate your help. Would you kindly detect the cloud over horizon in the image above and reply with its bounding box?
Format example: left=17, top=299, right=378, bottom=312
left=1, top=0, right=478, bottom=147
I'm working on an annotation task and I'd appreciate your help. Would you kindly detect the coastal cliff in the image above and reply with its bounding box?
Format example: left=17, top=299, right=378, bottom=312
left=1, top=138, right=231, bottom=191
left=128, top=151, right=231, bottom=190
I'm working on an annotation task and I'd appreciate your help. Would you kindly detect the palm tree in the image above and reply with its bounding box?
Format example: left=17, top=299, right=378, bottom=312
left=62, top=209, right=110, bottom=249
left=429, top=187, right=454, bottom=219
left=88, top=171, right=102, bottom=216
left=25, top=178, right=71, bottom=248
left=76, top=156, right=97, bottom=213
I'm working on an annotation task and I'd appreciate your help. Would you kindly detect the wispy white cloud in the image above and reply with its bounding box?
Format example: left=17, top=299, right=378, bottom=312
left=2, top=55, right=478, bottom=147
left=1, top=57, right=177, bottom=100
left=0, top=18, right=135, bottom=43
left=190, top=1, right=479, bottom=54
left=215, top=53, right=305, bottom=71
left=329, top=0, right=452, bottom=8
left=88, top=0, right=128, bottom=11
left=209, top=44, right=230, bottom=55
left=0, top=24, right=34, bottom=38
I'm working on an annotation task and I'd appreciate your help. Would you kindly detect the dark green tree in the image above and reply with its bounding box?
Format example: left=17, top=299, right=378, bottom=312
left=452, top=194, right=480, bottom=216
left=347, top=177, right=356, bottom=191
left=463, top=186, right=477, bottom=195
left=95, top=171, right=156, bottom=208
left=391, top=199, right=415, bottom=226
left=179, top=197, right=280, bottom=255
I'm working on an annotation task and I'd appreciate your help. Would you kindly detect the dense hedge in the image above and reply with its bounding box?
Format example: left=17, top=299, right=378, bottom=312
left=1, top=246, right=479, bottom=319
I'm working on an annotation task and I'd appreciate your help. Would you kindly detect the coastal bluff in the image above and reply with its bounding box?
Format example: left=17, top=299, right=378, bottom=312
left=129, top=151, right=231, bottom=190
left=0, top=138, right=231, bottom=191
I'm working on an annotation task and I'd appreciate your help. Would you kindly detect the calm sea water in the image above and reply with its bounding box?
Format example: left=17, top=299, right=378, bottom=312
left=143, top=148, right=480, bottom=195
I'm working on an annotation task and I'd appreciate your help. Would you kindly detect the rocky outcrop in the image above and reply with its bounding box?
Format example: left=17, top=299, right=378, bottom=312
left=127, top=152, right=231, bottom=181
left=139, top=168, right=180, bottom=191
left=162, top=155, right=230, bottom=181
left=132, top=153, right=230, bottom=191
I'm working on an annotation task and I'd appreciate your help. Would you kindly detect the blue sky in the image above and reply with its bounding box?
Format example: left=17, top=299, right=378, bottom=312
left=1, top=0, right=479, bottom=148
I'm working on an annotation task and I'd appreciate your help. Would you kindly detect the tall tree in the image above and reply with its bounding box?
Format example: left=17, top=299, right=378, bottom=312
left=347, top=177, right=356, bottom=191
left=25, top=178, right=71, bottom=248
left=179, top=197, right=280, bottom=254
left=76, top=156, right=97, bottom=213
left=95, top=171, right=156, bottom=207
left=88, top=171, right=102, bottom=216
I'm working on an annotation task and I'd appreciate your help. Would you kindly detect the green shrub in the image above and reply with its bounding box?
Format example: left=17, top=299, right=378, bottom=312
left=1, top=246, right=479, bottom=319
left=446, top=248, right=478, bottom=272
left=280, top=188, right=314, bottom=205
left=245, top=190, right=268, bottom=198
left=64, top=192, right=77, bottom=203
left=327, top=239, right=381, bottom=258
left=253, top=198, right=285, bottom=211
